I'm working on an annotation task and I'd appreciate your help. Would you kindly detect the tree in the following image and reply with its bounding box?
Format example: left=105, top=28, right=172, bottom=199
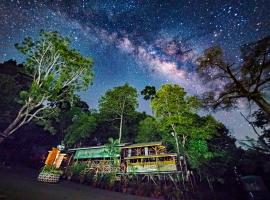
left=197, top=36, right=270, bottom=117
left=187, top=139, right=214, bottom=169
left=0, top=60, right=31, bottom=127
left=123, top=111, right=149, bottom=143
left=64, top=112, right=96, bottom=147
left=36, top=95, right=91, bottom=140
left=98, top=83, right=138, bottom=143
left=104, top=137, right=120, bottom=158
left=104, top=138, right=120, bottom=185
left=135, top=117, right=162, bottom=143
left=240, top=110, right=270, bottom=153
left=151, top=84, right=218, bottom=172
left=141, top=86, right=156, bottom=100
left=0, top=31, right=93, bottom=144
left=251, top=109, right=270, bottom=146
left=197, top=125, right=243, bottom=199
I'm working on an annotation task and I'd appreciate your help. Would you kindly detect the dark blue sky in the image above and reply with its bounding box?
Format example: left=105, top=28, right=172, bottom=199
left=1, top=0, right=270, bottom=140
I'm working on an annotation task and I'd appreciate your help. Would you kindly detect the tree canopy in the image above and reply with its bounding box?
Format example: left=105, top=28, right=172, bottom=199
left=197, top=36, right=270, bottom=117
left=64, top=112, right=96, bottom=147
left=141, top=85, right=156, bottom=101
left=98, top=83, right=138, bottom=143
left=0, top=30, right=93, bottom=143
left=135, top=117, right=162, bottom=143
left=150, top=84, right=219, bottom=172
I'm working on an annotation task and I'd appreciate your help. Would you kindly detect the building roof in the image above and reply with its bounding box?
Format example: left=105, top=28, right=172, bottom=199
left=121, top=141, right=163, bottom=149
left=73, top=146, right=119, bottom=159
left=68, top=143, right=128, bottom=152
left=124, top=153, right=177, bottom=160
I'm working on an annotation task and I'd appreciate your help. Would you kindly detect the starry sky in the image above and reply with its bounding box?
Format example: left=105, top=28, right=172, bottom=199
left=0, top=0, right=270, bottom=141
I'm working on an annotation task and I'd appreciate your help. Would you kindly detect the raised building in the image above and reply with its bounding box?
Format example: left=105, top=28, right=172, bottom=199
left=121, top=142, right=177, bottom=173
left=67, top=142, right=177, bottom=173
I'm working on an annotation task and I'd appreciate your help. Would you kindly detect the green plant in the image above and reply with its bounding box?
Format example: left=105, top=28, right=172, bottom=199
left=41, top=165, right=63, bottom=175
left=68, top=162, right=88, bottom=176
left=104, top=172, right=118, bottom=188
left=0, top=30, right=93, bottom=144
left=84, top=171, right=95, bottom=184
left=99, top=83, right=138, bottom=143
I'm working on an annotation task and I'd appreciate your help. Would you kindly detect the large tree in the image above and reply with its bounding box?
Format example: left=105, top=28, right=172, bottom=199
left=0, top=31, right=93, bottom=144
left=197, top=36, right=270, bottom=117
left=141, top=85, right=156, bottom=100
left=0, top=60, right=31, bottom=128
left=64, top=112, right=96, bottom=148
left=135, top=117, right=162, bottom=143
left=98, top=83, right=138, bottom=143
left=151, top=84, right=218, bottom=172
left=240, top=109, right=270, bottom=153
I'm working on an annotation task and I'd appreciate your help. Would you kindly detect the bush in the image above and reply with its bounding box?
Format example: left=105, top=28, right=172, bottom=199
left=41, top=165, right=63, bottom=175
left=68, top=162, right=88, bottom=177
left=84, top=172, right=95, bottom=184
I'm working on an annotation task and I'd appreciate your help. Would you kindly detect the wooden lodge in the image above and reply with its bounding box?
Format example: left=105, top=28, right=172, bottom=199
left=121, top=142, right=177, bottom=173
left=67, top=142, right=177, bottom=173
left=68, top=144, right=125, bottom=173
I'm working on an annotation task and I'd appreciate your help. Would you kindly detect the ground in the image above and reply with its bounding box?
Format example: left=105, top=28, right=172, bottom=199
left=0, top=166, right=152, bottom=200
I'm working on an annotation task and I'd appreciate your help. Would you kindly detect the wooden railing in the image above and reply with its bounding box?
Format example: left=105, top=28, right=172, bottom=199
left=128, top=160, right=175, bottom=166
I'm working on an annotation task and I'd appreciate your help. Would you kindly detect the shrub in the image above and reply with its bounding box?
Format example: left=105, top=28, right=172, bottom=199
left=41, top=165, right=63, bottom=175
left=68, top=162, right=88, bottom=177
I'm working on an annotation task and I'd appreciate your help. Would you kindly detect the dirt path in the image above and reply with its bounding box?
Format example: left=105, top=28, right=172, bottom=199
left=0, top=167, right=153, bottom=200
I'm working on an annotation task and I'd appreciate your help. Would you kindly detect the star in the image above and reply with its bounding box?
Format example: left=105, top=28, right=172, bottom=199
left=0, top=0, right=269, bottom=140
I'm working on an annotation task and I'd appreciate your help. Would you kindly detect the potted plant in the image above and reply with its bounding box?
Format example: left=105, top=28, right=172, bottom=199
left=37, top=165, right=63, bottom=183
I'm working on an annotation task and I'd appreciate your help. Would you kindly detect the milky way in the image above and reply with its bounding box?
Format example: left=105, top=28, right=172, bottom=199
left=0, top=0, right=270, bottom=140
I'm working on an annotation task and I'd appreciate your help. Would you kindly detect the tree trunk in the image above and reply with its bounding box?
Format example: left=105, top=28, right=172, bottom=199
left=173, top=133, right=182, bottom=171
left=253, top=95, right=270, bottom=119
left=119, top=114, right=123, bottom=143
left=181, top=135, right=188, bottom=179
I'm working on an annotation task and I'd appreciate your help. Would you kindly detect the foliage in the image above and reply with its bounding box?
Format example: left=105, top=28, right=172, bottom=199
left=1, top=30, right=94, bottom=143
left=135, top=117, right=162, bottom=143
left=93, top=114, right=119, bottom=144
left=197, top=125, right=240, bottom=188
left=104, top=138, right=120, bottom=174
left=187, top=139, right=214, bottom=169
left=0, top=75, right=20, bottom=113
left=0, top=61, right=31, bottom=125
left=41, top=165, right=63, bottom=175
left=141, top=85, right=156, bottom=100
left=122, top=111, right=149, bottom=143
left=239, top=109, right=270, bottom=153
left=151, top=84, right=201, bottom=118
left=98, top=83, right=138, bottom=142
left=150, top=84, right=219, bottom=171
left=251, top=109, right=270, bottom=150
left=197, top=36, right=270, bottom=118
left=104, top=138, right=120, bottom=158
left=68, top=162, right=88, bottom=176
left=64, top=112, right=96, bottom=147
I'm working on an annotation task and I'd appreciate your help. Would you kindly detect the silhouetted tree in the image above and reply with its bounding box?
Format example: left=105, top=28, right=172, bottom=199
left=197, top=36, right=270, bottom=117
left=141, top=86, right=156, bottom=100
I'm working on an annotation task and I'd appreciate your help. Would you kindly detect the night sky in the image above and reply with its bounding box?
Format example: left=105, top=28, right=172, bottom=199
left=1, top=0, right=270, bottom=140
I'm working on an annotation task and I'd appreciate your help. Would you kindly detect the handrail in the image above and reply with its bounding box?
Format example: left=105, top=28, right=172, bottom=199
left=128, top=160, right=175, bottom=166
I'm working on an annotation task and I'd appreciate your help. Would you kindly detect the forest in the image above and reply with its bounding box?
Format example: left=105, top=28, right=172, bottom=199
left=0, top=31, right=269, bottom=200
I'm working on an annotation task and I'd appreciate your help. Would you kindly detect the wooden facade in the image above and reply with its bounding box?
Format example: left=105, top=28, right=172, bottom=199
left=121, top=142, right=177, bottom=173
left=68, top=145, right=123, bottom=173
left=68, top=142, right=177, bottom=173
